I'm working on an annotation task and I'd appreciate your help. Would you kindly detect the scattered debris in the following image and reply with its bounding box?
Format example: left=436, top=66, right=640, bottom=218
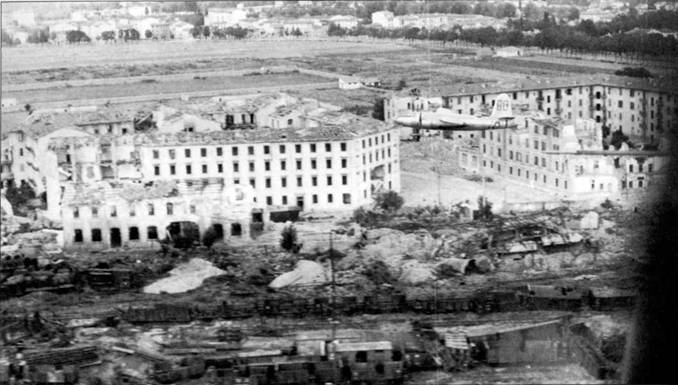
left=580, top=211, right=600, bottom=230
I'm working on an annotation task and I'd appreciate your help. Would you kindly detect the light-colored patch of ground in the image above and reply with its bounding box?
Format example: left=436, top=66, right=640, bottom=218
left=401, top=170, right=560, bottom=209
left=513, top=54, right=677, bottom=75
left=408, top=364, right=603, bottom=384
left=399, top=138, right=561, bottom=209
left=143, top=258, right=225, bottom=294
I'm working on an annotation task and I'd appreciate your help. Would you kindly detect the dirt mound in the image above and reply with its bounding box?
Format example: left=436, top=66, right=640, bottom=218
left=269, top=260, right=328, bottom=289
left=399, top=260, right=436, bottom=285
left=143, top=258, right=225, bottom=294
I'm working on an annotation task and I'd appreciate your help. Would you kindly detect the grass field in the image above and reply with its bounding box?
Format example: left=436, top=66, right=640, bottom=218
left=2, top=72, right=328, bottom=104
left=1, top=39, right=413, bottom=72
left=1, top=57, right=283, bottom=85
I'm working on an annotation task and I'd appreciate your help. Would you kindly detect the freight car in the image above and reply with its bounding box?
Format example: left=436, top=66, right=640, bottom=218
left=119, top=285, right=636, bottom=324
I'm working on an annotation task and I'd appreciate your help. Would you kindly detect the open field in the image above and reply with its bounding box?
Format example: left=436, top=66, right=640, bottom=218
left=1, top=57, right=282, bottom=85
left=2, top=72, right=329, bottom=104
left=1, top=39, right=413, bottom=72
left=443, top=56, right=612, bottom=77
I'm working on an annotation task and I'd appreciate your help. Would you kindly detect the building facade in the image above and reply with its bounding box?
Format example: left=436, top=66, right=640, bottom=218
left=60, top=180, right=259, bottom=250
left=16, top=95, right=400, bottom=249
left=457, top=116, right=669, bottom=203
left=386, top=77, right=678, bottom=145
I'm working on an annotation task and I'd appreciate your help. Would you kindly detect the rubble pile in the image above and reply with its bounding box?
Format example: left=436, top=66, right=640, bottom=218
left=143, top=258, right=226, bottom=294
left=269, top=260, right=328, bottom=289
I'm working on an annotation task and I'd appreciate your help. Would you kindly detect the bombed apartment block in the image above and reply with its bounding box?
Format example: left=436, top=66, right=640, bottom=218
left=47, top=94, right=399, bottom=250
left=60, top=180, right=259, bottom=250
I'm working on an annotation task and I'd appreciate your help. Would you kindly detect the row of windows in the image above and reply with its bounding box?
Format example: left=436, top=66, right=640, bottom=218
left=482, top=161, right=568, bottom=189
left=73, top=226, right=158, bottom=243
left=73, top=202, right=184, bottom=219
left=362, top=148, right=393, bottom=165
left=151, top=142, right=349, bottom=160
left=72, top=171, right=362, bottom=219
left=482, top=146, right=553, bottom=170
left=361, top=133, right=392, bottom=149
left=265, top=193, right=352, bottom=206
left=481, top=129, right=559, bottom=144
left=627, top=163, right=653, bottom=173
left=152, top=158, right=351, bottom=176
left=621, top=178, right=645, bottom=189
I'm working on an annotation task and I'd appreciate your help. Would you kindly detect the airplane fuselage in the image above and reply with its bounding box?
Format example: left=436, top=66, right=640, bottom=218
left=394, top=110, right=515, bottom=131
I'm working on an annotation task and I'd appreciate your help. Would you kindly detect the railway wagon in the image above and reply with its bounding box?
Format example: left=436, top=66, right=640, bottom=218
left=247, top=361, right=313, bottom=385
left=153, top=357, right=206, bottom=384
left=517, top=284, right=586, bottom=311
left=587, top=288, right=636, bottom=310
left=122, top=304, right=194, bottom=323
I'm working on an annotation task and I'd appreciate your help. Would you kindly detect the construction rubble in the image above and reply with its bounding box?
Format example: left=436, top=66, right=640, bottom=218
left=0, top=202, right=640, bottom=384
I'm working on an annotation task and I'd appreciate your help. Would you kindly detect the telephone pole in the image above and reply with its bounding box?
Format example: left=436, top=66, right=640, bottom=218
left=329, top=231, right=337, bottom=342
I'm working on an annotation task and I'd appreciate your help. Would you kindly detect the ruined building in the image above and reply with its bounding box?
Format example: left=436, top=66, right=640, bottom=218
left=3, top=94, right=400, bottom=249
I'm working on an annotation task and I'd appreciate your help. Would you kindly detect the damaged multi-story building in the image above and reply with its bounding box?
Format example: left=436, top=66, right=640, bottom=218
left=385, top=74, right=676, bottom=204
left=4, top=94, right=400, bottom=249
left=1, top=106, right=149, bottom=220
left=458, top=115, right=669, bottom=203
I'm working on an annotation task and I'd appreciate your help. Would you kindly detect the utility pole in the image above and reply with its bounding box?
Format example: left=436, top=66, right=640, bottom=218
left=329, top=231, right=337, bottom=343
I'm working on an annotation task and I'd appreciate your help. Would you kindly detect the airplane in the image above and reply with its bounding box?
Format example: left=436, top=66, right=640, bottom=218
left=393, top=93, right=517, bottom=141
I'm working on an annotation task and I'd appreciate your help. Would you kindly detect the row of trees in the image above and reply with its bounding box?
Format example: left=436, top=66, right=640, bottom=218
left=327, top=8, right=678, bottom=57
left=189, top=25, right=250, bottom=39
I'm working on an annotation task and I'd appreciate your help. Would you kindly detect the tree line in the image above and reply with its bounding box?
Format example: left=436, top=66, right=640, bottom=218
left=328, top=8, right=678, bottom=58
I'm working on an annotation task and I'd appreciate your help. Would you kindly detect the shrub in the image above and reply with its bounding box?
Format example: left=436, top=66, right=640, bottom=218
left=202, top=226, right=220, bottom=248
left=374, top=191, right=404, bottom=213
left=280, top=225, right=298, bottom=252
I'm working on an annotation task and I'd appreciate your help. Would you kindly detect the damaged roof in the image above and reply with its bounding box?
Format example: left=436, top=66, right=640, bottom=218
left=134, top=113, right=390, bottom=146
left=404, top=74, right=678, bottom=98
left=63, top=180, right=180, bottom=206
left=8, top=105, right=141, bottom=139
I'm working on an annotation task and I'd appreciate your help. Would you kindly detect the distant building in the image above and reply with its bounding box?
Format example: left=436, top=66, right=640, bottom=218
left=151, top=22, right=172, bottom=39
left=1, top=98, right=17, bottom=109
left=476, top=47, right=494, bottom=59
left=338, top=76, right=362, bottom=90
left=329, top=15, right=359, bottom=29
left=371, top=12, right=505, bottom=30
left=127, top=5, right=151, bottom=18
left=170, top=20, right=195, bottom=40
left=495, top=46, right=523, bottom=58
left=205, top=7, right=248, bottom=28
left=655, top=1, right=678, bottom=10
left=10, top=10, right=36, bottom=28
left=361, top=77, right=381, bottom=88
left=133, top=17, right=160, bottom=38
left=371, top=10, right=395, bottom=28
